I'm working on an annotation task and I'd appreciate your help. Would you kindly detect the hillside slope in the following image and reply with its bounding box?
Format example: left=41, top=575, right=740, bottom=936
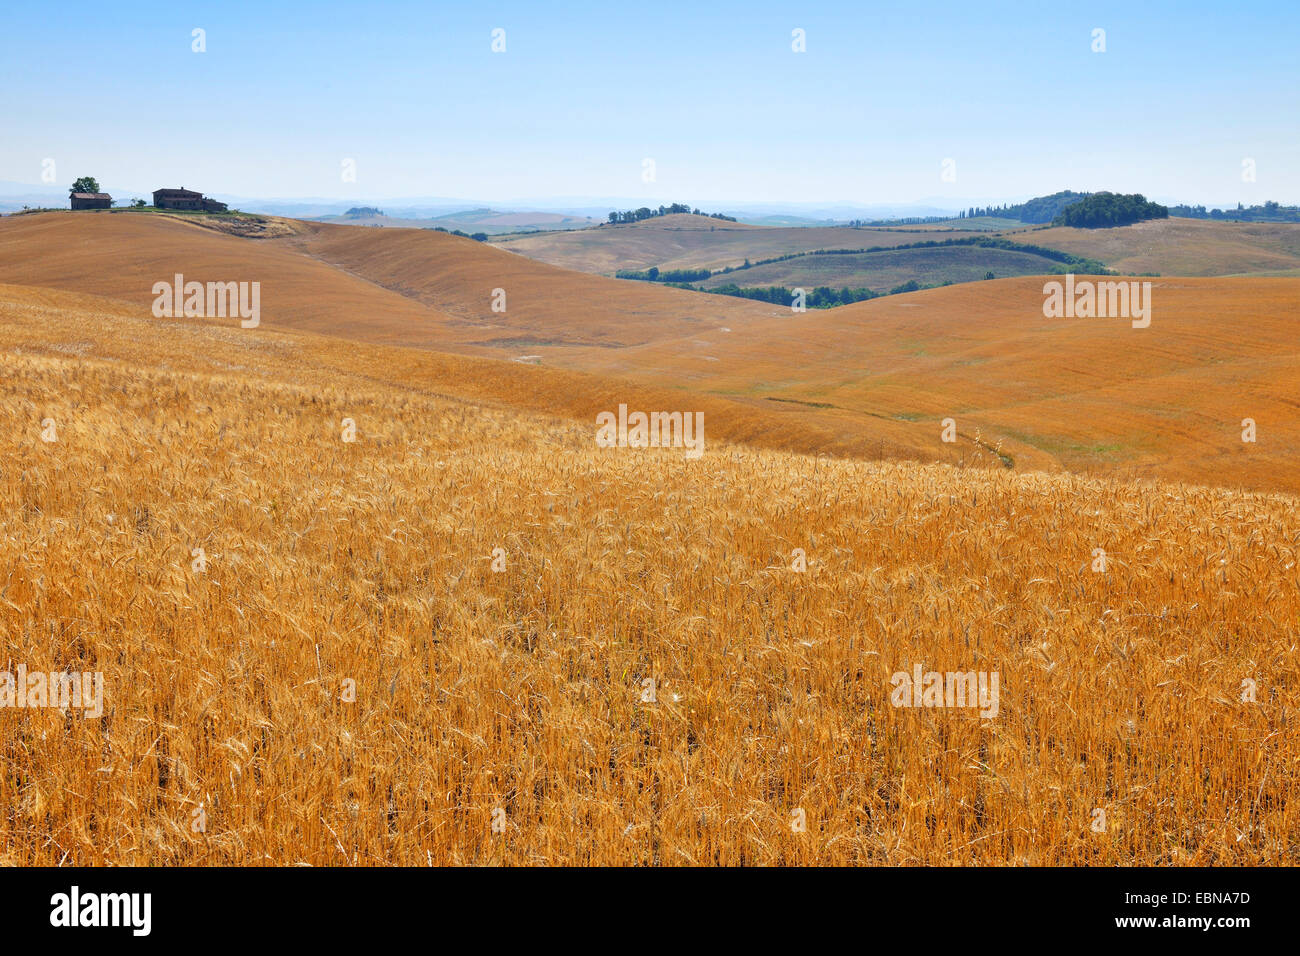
left=3, top=212, right=1297, bottom=494
left=282, top=219, right=782, bottom=348
left=0, top=282, right=932, bottom=465
left=2, top=280, right=1296, bottom=865
left=0, top=211, right=457, bottom=348
left=491, top=213, right=944, bottom=274
left=1030, top=218, right=1300, bottom=276
left=551, top=275, right=1300, bottom=494
left=0, top=212, right=782, bottom=353
left=495, top=213, right=1300, bottom=281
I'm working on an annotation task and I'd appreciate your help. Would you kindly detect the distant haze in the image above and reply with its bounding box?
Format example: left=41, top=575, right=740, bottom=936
left=0, top=181, right=1276, bottom=223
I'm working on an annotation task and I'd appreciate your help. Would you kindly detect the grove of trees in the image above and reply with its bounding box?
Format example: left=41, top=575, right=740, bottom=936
left=1168, top=200, right=1300, bottom=222
left=1051, top=192, right=1168, bottom=228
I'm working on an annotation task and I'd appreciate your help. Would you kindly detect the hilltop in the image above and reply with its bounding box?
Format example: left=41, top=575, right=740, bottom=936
left=0, top=211, right=782, bottom=353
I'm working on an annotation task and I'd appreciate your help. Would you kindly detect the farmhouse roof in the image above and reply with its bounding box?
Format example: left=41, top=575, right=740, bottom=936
left=154, top=187, right=203, bottom=197
left=71, top=192, right=112, bottom=200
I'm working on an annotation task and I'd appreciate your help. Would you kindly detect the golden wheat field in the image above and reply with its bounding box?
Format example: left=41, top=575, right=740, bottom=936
left=5, top=214, right=1299, bottom=497
left=1, top=281, right=1297, bottom=866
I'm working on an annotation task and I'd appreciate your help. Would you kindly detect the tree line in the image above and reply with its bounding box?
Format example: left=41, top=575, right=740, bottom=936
left=964, top=191, right=1092, bottom=224
left=607, top=203, right=737, bottom=224
left=687, top=284, right=883, bottom=308
left=1168, top=200, right=1300, bottom=223
left=615, top=266, right=712, bottom=282
left=429, top=227, right=489, bottom=241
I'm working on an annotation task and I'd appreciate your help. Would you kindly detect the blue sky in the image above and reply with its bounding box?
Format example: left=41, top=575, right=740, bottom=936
left=1, top=0, right=1296, bottom=205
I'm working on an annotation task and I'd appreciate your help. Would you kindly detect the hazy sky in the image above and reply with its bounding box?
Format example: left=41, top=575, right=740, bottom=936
left=2, top=0, right=1296, bottom=205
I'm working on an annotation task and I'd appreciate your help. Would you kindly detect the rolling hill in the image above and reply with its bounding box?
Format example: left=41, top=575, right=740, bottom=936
left=697, top=243, right=1075, bottom=292
left=1, top=271, right=1296, bottom=866
left=1029, top=217, right=1300, bottom=276
left=3, top=210, right=1298, bottom=495
left=493, top=212, right=1300, bottom=290
left=491, top=213, right=954, bottom=274
left=552, top=275, right=1300, bottom=494
left=0, top=211, right=783, bottom=353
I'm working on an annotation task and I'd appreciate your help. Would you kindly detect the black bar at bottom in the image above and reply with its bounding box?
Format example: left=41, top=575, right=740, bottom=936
left=0, top=865, right=1285, bottom=942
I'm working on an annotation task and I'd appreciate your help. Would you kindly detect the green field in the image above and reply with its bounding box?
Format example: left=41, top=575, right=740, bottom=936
left=700, top=243, right=1077, bottom=292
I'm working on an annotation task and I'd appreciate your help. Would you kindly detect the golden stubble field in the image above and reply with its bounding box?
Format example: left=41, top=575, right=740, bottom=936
left=561, top=275, right=1300, bottom=495
left=0, top=212, right=783, bottom=352
left=4, top=213, right=1297, bottom=496
left=1, top=285, right=1297, bottom=865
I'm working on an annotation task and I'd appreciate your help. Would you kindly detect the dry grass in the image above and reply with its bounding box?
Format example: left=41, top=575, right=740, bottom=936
left=1, top=285, right=1296, bottom=866
left=491, top=214, right=939, bottom=275
left=2, top=214, right=1298, bottom=497
left=1030, top=218, right=1300, bottom=276
left=561, top=275, right=1300, bottom=495
left=0, top=212, right=781, bottom=353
